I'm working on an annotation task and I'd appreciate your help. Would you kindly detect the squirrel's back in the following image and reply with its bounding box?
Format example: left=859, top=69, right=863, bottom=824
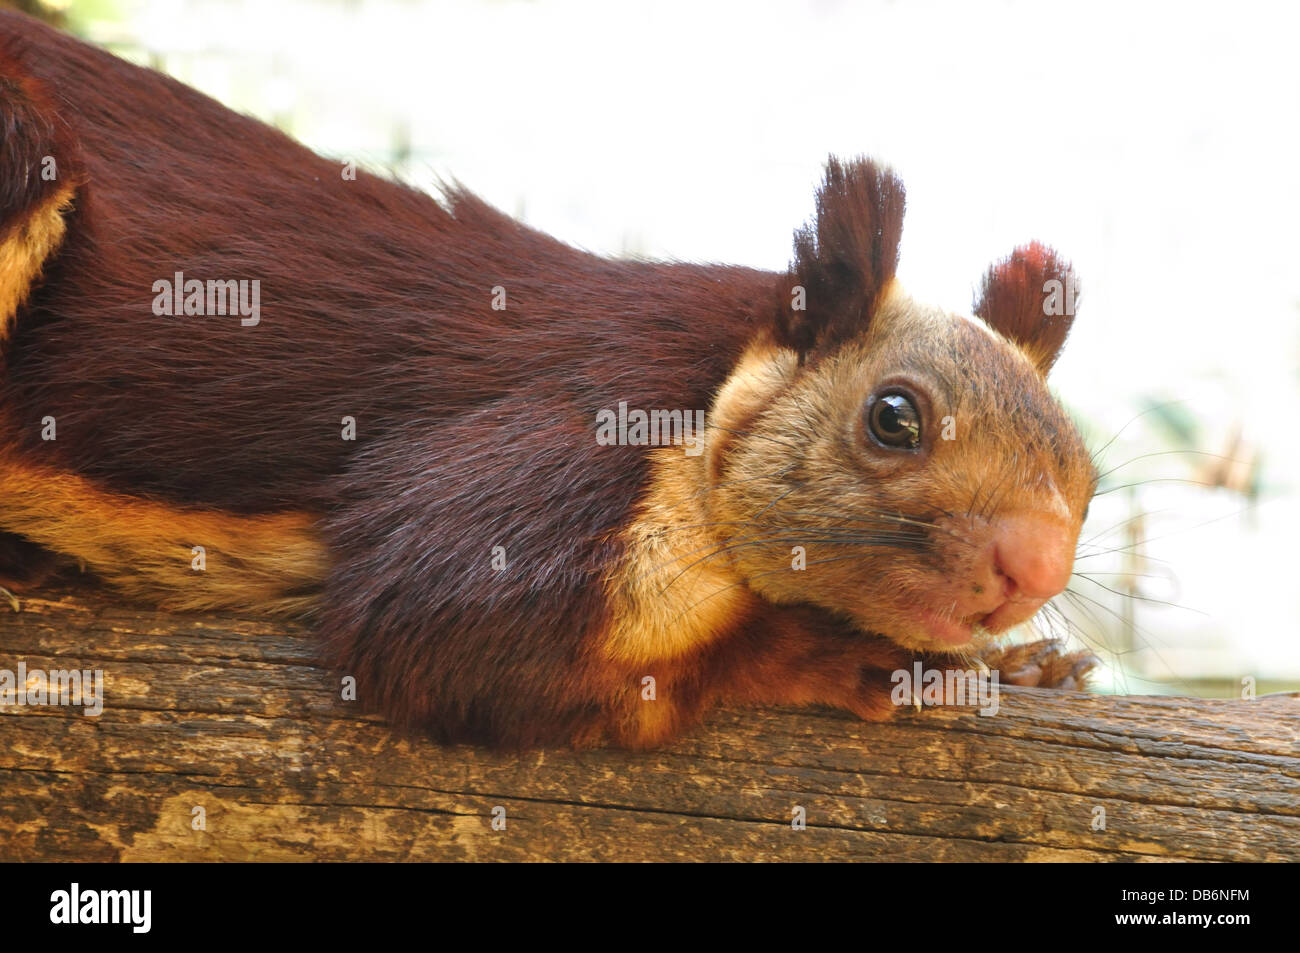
left=0, top=9, right=768, bottom=513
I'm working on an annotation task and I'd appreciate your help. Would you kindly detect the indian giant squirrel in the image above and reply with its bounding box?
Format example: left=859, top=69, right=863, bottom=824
left=0, top=10, right=1098, bottom=748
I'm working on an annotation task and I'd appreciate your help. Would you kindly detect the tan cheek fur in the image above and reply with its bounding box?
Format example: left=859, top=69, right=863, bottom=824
left=598, top=340, right=797, bottom=668
left=599, top=446, right=757, bottom=667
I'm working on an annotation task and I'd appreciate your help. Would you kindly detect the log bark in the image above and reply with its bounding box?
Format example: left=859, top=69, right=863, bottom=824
left=1, top=585, right=1297, bottom=862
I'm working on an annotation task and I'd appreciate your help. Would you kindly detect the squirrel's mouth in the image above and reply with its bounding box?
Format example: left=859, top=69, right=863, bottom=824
left=916, top=609, right=997, bottom=648
left=917, top=609, right=975, bottom=646
left=917, top=597, right=1052, bottom=649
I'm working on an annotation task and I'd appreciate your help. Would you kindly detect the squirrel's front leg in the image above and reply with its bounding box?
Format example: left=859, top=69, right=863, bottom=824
left=705, top=606, right=914, bottom=720
left=594, top=605, right=914, bottom=748
left=595, top=610, right=1100, bottom=748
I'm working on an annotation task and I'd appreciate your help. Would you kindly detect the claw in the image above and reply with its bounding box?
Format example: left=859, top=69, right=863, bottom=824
left=911, top=692, right=922, bottom=713
left=0, top=585, right=19, bottom=612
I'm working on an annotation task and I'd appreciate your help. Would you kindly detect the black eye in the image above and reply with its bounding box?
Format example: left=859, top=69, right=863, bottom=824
left=867, top=393, right=921, bottom=449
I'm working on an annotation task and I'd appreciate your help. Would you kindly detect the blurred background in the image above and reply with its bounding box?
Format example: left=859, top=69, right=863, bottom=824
left=11, top=0, right=1299, bottom=697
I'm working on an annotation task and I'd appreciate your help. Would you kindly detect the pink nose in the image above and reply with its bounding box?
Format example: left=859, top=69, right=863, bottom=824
left=992, top=513, right=1075, bottom=602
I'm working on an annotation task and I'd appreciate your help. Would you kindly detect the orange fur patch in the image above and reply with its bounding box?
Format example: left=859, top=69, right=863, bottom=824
left=599, top=342, right=803, bottom=676
left=600, top=445, right=758, bottom=667
left=594, top=346, right=801, bottom=745
left=0, top=448, right=328, bottom=612
left=0, top=183, right=75, bottom=343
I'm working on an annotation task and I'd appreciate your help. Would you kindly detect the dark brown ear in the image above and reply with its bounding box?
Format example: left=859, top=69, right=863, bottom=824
left=772, top=156, right=905, bottom=356
left=973, top=242, right=1078, bottom=375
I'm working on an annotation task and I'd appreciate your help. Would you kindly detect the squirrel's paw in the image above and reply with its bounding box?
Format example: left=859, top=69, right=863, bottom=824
left=978, top=638, right=1098, bottom=691
left=852, top=653, right=917, bottom=721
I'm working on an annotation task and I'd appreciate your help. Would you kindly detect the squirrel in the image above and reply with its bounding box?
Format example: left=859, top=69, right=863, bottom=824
left=0, top=10, right=1098, bottom=748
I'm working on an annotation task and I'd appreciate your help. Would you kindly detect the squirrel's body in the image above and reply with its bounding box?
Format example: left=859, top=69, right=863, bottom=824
left=0, top=11, right=1098, bottom=748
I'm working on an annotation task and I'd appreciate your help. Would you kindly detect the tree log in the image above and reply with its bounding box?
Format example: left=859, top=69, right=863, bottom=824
left=1, top=585, right=1296, bottom=862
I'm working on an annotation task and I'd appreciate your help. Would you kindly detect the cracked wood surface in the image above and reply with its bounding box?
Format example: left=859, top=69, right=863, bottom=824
left=1, top=585, right=1297, bottom=862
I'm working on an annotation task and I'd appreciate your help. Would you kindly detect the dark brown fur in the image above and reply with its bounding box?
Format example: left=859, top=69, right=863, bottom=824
left=774, top=157, right=905, bottom=356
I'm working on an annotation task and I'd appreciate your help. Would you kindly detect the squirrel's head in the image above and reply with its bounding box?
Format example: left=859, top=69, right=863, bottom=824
left=705, top=157, right=1097, bottom=654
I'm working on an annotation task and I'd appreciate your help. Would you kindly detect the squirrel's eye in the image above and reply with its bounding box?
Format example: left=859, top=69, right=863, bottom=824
left=867, top=393, right=921, bottom=449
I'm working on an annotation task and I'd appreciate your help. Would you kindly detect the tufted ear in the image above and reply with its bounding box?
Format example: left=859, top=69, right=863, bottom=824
left=772, top=156, right=905, bottom=357
left=973, top=242, right=1078, bottom=375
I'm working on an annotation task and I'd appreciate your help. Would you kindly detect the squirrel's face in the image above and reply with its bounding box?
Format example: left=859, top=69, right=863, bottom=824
left=698, top=157, right=1096, bottom=653
left=705, top=281, right=1097, bottom=655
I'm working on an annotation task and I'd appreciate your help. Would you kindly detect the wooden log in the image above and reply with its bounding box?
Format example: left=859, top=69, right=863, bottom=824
left=1, top=584, right=1297, bottom=861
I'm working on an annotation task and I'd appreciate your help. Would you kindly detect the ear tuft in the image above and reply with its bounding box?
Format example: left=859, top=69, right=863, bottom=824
left=773, top=156, right=905, bottom=356
left=973, top=242, right=1078, bottom=375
